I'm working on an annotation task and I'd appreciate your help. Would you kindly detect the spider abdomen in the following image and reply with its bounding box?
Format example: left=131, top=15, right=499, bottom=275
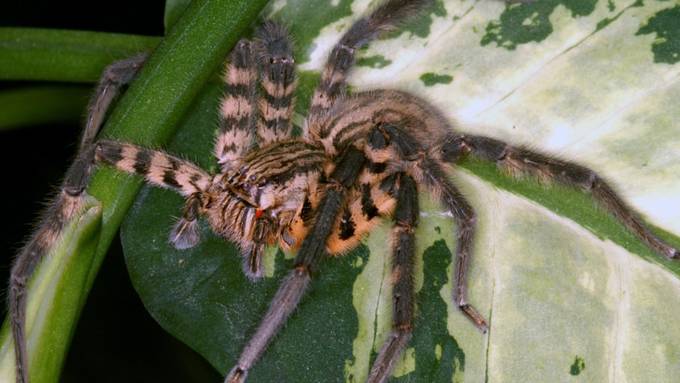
left=309, top=89, right=454, bottom=156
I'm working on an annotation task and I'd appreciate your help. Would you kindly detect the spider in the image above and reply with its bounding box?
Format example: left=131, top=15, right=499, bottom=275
left=8, top=0, right=680, bottom=382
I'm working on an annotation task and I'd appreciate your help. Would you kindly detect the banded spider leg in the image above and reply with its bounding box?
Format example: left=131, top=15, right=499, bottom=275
left=439, top=134, right=679, bottom=260
left=9, top=53, right=147, bottom=383
left=211, top=20, right=298, bottom=279
left=225, top=147, right=366, bottom=383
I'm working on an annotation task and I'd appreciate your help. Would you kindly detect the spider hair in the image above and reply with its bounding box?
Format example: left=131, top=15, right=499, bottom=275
left=7, top=1, right=678, bottom=383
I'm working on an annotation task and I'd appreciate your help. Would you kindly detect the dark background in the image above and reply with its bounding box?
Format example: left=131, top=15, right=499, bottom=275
left=0, top=1, right=221, bottom=381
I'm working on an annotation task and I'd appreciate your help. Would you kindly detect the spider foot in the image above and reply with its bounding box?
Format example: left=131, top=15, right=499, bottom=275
left=224, top=366, right=248, bottom=383
left=657, top=242, right=679, bottom=260
left=169, top=217, right=200, bottom=250
left=460, top=303, right=488, bottom=333
left=241, top=243, right=265, bottom=281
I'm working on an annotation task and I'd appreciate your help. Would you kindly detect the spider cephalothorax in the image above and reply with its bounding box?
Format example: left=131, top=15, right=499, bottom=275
left=8, top=1, right=679, bottom=383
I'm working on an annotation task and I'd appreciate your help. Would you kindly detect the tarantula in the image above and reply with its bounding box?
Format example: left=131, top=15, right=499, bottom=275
left=8, top=0, right=679, bottom=382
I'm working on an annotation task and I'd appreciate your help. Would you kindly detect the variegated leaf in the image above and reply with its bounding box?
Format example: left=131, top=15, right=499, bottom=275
left=123, top=1, right=680, bottom=382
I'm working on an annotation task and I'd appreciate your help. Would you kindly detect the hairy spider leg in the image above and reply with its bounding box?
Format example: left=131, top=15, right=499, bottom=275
left=213, top=23, right=299, bottom=277
left=306, top=0, right=432, bottom=140
left=322, top=179, right=394, bottom=253
left=254, top=21, right=296, bottom=144
left=366, top=173, right=418, bottom=383
left=215, top=39, right=258, bottom=172
left=211, top=38, right=267, bottom=274
left=371, top=123, right=490, bottom=333
left=9, top=54, right=147, bottom=383
left=310, top=88, right=493, bottom=335
left=94, top=139, right=214, bottom=248
left=81, top=54, right=149, bottom=153
left=242, top=22, right=298, bottom=276
left=323, top=163, right=397, bottom=254
left=95, top=141, right=212, bottom=196
left=280, top=147, right=399, bottom=259
left=223, top=114, right=486, bottom=383
left=215, top=21, right=298, bottom=167
left=441, top=134, right=680, bottom=260
left=225, top=147, right=366, bottom=383
left=417, top=157, right=488, bottom=331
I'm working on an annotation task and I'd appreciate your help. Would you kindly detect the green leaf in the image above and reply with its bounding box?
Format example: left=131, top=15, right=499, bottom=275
left=164, top=0, right=193, bottom=32
left=122, top=0, right=680, bottom=382
left=0, top=1, right=270, bottom=381
left=0, top=86, right=91, bottom=131
left=0, top=28, right=159, bottom=82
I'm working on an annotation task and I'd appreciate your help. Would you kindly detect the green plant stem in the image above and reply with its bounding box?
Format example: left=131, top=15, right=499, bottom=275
left=0, top=28, right=160, bottom=82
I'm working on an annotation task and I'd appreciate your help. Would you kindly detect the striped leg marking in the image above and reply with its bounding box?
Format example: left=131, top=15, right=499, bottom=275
left=367, top=174, right=418, bottom=383
left=10, top=54, right=147, bottom=383
left=96, top=140, right=211, bottom=197
left=97, top=141, right=212, bottom=250
left=325, top=144, right=397, bottom=254
left=442, top=134, right=679, bottom=260
left=10, top=193, right=88, bottom=383
left=435, top=172, right=488, bottom=332
left=372, top=126, right=489, bottom=332
left=307, top=0, right=431, bottom=139
left=215, top=39, right=258, bottom=171
left=254, top=21, right=296, bottom=144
